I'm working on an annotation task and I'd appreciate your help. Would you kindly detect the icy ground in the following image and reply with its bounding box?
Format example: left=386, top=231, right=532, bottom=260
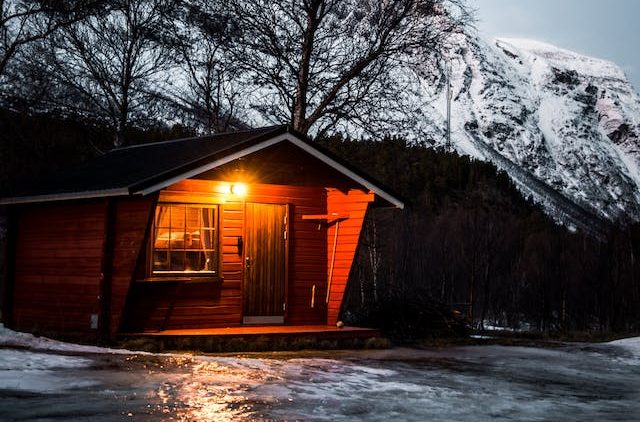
left=0, top=326, right=639, bottom=421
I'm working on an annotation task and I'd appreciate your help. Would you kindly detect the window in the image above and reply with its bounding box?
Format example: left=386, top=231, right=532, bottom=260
left=151, top=204, right=218, bottom=275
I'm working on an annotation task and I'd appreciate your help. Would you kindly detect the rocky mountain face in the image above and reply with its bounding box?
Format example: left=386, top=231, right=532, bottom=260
left=418, top=33, right=640, bottom=227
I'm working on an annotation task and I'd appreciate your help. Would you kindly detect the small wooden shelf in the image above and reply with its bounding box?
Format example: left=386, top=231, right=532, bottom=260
left=135, top=276, right=222, bottom=284
left=154, top=248, right=216, bottom=252
left=301, top=213, right=349, bottom=224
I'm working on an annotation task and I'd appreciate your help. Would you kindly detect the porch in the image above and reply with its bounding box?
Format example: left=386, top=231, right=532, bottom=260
left=118, top=325, right=385, bottom=353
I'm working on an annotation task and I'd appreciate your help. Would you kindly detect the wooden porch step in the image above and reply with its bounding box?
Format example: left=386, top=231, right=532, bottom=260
left=117, top=325, right=386, bottom=353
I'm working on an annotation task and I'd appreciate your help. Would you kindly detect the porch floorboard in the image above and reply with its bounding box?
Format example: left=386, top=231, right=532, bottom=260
left=117, top=325, right=383, bottom=352
left=123, top=325, right=377, bottom=337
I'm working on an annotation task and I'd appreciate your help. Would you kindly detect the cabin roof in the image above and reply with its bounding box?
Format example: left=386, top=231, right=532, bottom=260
left=1, top=125, right=404, bottom=208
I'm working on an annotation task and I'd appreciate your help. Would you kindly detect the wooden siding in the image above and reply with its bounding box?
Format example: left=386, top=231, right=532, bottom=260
left=11, top=197, right=152, bottom=339
left=12, top=201, right=106, bottom=338
left=121, top=180, right=328, bottom=331
left=244, top=203, right=287, bottom=317
left=326, top=189, right=374, bottom=325
left=248, top=184, right=328, bottom=325
left=109, top=196, right=155, bottom=337
left=10, top=183, right=372, bottom=336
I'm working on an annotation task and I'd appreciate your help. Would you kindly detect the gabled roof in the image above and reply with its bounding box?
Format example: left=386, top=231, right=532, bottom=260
left=0, top=125, right=404, bottom=209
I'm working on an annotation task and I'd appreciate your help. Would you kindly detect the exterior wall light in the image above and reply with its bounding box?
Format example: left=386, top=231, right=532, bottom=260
left=230, top=183, right=248, bottom=196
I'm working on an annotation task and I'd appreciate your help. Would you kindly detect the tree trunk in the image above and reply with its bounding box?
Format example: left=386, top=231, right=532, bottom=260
left=292, top=1, right=322, bottom=134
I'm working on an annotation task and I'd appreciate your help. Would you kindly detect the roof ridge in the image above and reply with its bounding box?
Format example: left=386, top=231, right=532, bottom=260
left=0, top=125, right=404, bottom=209
left=114, top=125, right=287, bottom=152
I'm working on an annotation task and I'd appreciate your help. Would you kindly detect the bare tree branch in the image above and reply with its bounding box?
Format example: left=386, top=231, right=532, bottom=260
left=231, top=0, right=472, bottom=136
left=0, top=0, right=105, bottom=78
left=43, top=0, right=179, bottom=147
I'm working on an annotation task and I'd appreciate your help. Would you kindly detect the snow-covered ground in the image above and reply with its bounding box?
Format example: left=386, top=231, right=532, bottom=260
left=1, top=325, right=639, bottom=421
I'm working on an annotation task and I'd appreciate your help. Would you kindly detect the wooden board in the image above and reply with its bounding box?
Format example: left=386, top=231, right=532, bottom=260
left=121, top=181, right=329, bottom=331
left=12, top=200, right=105, bottom=339
left=109, top=196, right=155, bottom=338
left=326, top=189, right=374, bottom=325
left=243, top=203, right=287, bottom=321
left=10, top=181, right=374, bottom=337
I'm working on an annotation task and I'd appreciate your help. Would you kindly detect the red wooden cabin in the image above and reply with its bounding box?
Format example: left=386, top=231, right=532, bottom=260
left=0, top=126, right=403, bottom=342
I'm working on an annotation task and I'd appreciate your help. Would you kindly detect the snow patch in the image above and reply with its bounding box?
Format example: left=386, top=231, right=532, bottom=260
left=0, top=323, right=144, bottom=355
left=608, top=336, right=640, bottom=357
left=0, top=349, right=92, bottom=371
left=498, top=38, right=625, bottom=80
left=0, top=349, right=96, bottom=393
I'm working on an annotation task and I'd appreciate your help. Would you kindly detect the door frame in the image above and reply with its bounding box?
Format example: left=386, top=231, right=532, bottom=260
left=241, top=202, right=290, bottom=324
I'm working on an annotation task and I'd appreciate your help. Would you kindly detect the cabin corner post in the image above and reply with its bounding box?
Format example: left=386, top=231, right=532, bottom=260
left=325, top=189, right=374, bottom=326
left=99, top=198, right=117, bottom=344
left=109, top=194, right=158, bottom=336
left=0, top=205, right=16, bottom=328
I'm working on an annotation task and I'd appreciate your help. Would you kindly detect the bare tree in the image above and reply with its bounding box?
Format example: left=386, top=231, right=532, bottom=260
left=169, top=0, right=247, bottom=134
left=46, top=0, right=178, bottom=147
left=0, top=0, right=104, bottom=80
left=365, top=217, right=381, bottom=303
left=230, top=0, right=470, bottom=136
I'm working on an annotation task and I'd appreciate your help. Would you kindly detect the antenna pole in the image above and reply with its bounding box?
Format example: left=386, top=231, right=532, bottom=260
left=446, top=61, right=452, bottom=152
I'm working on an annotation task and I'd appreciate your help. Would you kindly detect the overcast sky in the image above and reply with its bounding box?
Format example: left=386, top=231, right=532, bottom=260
left=470, top=0, right=640, bottom=91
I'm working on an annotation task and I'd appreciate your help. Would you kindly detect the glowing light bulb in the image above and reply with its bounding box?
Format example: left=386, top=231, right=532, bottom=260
left=230, top=183, right=247, bottom=196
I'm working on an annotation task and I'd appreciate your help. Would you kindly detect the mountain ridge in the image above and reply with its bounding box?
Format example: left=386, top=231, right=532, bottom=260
left=418, top=32, right=640, bottom=224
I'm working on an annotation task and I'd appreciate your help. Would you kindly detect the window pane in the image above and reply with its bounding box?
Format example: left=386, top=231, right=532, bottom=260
left=153, top=250, right=169, bottom=271
left=169, top=205, right=184, bottom=231
left=201, top=228, right=214, bottom=249
left=186, top=207, right=201, bottom=231
left=190, top=230, right=201, bottom=249
left=154, top=205, right=169, bottom=227
left=186, top=251, right=205, bottom=271
left=203, top=249, right=216, bottom=271
left=151, top=204, right=218, bottom=275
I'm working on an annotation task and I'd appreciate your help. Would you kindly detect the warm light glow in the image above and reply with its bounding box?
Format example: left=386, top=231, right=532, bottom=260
left=230, top=183, right=248, bottom=196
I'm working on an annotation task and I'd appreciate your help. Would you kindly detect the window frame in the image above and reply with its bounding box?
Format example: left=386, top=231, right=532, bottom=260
left=147, top=202, right=221, bottom=281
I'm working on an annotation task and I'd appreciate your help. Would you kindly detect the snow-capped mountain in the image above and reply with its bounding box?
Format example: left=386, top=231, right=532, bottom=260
left=419, top=33, right=640, bottom=226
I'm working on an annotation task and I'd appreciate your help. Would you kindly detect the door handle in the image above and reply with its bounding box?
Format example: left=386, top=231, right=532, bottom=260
left=245, top=256, right=251, bottom=269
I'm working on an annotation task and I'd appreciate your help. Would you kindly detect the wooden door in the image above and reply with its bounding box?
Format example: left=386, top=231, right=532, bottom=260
left=243, top=203, right=288, bottom=324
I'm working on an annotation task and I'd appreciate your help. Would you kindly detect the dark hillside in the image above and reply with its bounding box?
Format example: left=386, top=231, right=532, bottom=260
left=1, top=118, right=638, bottom=339
left=319, top=136, right=640, bottom=339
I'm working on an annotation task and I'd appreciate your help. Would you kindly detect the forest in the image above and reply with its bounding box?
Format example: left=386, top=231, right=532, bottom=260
left=321, top=137, right=640, bottom=339
left=2, top=111, right=639, bottom=339
left=1, top=1, right=639, bottom=338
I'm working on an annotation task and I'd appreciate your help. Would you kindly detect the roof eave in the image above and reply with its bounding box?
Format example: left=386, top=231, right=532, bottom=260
left=285, top=134, right=404, bottom=209
left=132, top=131, right=404, bottom=209
left=130, top=132, right=292, bottom=196
left=0, top=126, right=405, bottom=209
left=0, top=188, right=131, bottom=205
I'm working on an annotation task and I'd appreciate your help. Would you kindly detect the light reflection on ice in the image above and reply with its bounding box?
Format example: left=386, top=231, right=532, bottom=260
left=184, top=344, right=640, bottom=421
left=1, top=329, right=640, bottom=421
